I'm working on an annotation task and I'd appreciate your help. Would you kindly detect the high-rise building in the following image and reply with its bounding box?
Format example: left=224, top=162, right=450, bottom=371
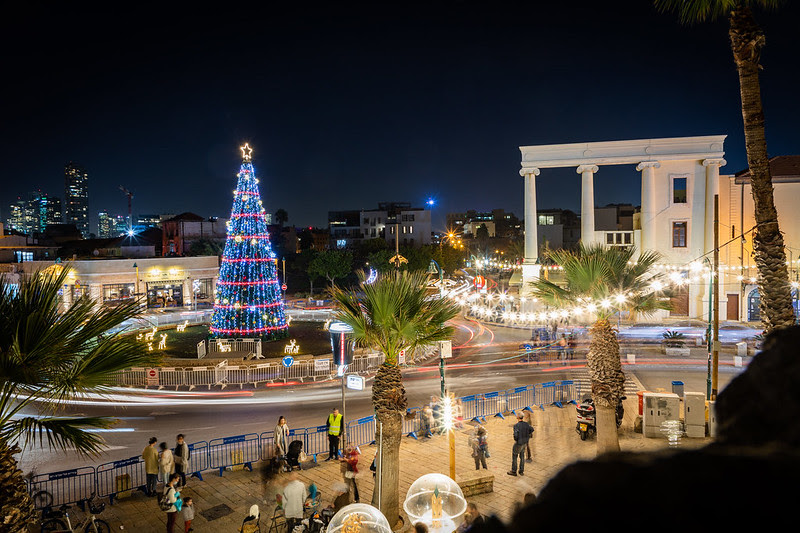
left=6, top=192, right=62, bottom=235
left=64, top=162, right=89, bottom=238
left=98, top=211, right=114, bottom=238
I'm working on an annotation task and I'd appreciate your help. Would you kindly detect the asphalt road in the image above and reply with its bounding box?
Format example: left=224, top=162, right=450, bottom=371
left=17, top=317, right=743, bottom=474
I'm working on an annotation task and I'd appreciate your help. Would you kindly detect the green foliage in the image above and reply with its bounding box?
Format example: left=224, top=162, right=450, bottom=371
left=662, top=330, right=686, bottom=347
left=529, top=244, right=670, bottom=320
left=274, top=208, right=288, bottom=226
left=0, top=267, right=155, bottom=457
left=654, top=0, right=784, bottom=24
left=331, top=270, right=459, bottom=364
left=309, top=249, right=353, bottom=285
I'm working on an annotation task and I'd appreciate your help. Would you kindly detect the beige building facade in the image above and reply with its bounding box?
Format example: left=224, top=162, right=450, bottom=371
left=11, top=256, right=220, bottom=310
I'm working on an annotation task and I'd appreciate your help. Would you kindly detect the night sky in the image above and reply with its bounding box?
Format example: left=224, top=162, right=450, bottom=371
left=2, top=1, right=798, bottom=232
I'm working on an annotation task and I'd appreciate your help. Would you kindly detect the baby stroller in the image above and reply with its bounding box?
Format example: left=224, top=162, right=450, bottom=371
left=284, top=440, right=304, bottom=471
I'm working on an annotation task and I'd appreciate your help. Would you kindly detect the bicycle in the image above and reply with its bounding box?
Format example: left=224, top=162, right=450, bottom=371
left=25, top=471, right=55, bottom=510
left=40, top=496, right=110, bottom=533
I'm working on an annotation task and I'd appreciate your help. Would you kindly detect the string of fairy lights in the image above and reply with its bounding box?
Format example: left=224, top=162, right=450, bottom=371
left=438, top=256, right=800, bottom=325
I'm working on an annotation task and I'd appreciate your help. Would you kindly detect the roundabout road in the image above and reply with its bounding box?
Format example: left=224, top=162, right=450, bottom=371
left=18, top=317, right=744, bottom=474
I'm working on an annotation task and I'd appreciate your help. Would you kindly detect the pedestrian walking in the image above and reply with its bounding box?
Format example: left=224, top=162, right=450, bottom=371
left=159, top=442, right=175, bottom=490
left=174, top=434, right=190, bottom=488
left=162, top=473, right=182, bottom=533
left=508, top=412, right=534, bottom=476
left=340, top=443, right=360, bottom=503
left=274, top=415, right=290, bottom=458
left=325, top=408, right=344, bottom=460
left=431, top=397, right=443, bottom=434
left=181, top=496, right=194, bottom=533
left=567, top=334, right=576, bottom=360
left=142, top=437, right=159, bottom=497
left=524, top=411, right=533, bottom=463
left=282, top=471, right=308, bottom=532
left=469, top=426, right=489, bottom=470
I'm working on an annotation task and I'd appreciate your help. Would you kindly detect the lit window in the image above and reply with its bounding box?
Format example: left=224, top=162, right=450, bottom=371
left=672, top=222, right=687, bottom=248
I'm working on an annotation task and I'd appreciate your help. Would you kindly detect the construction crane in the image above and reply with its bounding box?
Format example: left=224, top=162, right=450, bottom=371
left=119, top=185, right=134, bottom=234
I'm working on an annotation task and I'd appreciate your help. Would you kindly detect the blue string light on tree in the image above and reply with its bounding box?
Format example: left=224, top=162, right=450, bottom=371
left=210, top=144, right=289, bottom=340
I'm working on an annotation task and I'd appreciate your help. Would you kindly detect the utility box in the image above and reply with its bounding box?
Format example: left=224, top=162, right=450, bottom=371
left=684, top=392, right=706, bottom=438
left=708, top=400, right=717, bottom=438
left=736, top=342, right=747, bottom=356
left=643, top=392, right=680, bottom=438
left=671, top=381, right=684, bottom=397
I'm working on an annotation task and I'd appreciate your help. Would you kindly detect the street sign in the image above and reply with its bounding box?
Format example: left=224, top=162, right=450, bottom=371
left=398, top=349, right=406, bottom=365
left=314, top=359, right=331, bottom=371
left=438, top=340, right=452, bottom=359
left=281, top=356, right=294, bottom=368
left=281, top=283, right=287, bottom=291
left=146, top=368, right=159, bottom=386
left=346, top=374, right=365, bottom=391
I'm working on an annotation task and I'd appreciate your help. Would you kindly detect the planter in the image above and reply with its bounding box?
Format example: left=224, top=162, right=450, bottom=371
left=664, top=347, right=691, bottom=357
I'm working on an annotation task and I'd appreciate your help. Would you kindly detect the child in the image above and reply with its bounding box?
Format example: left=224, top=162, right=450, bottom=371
left=182, top=496, right=194, bottom=533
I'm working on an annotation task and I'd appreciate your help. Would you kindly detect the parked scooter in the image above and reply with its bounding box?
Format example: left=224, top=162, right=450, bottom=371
left=576, top=396, right=627, bottom=440
left=576, top=397, right=596, bottom=441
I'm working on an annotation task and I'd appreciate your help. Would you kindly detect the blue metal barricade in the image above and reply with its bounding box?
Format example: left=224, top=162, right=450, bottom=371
left=304, top=425, right=331, bottom=460
left=208, top=433, right=260, bottom=476
left=96, top=457, right=145, bottom=504
left=506, top=385, right=535, bottom=415
left=187, top=441, right=209, bottom=480
left=29, top=467, right=97, bottom=508
left=403, top=407, right=421, bottom=439
left=460, top=394, right=482, bottom=422
left=540, top=381, right=561, bottom=408
left=482, top=391, right=505, bottom=419
left=346, top=416, right=376, bottom=448
left=557, top=380, right=578, bottom=406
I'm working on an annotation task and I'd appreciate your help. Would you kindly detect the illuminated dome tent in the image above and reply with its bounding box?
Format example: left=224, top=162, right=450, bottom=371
left=403, top=473, right=467, bottom=533
left=210, top=144, right=288, bottom=340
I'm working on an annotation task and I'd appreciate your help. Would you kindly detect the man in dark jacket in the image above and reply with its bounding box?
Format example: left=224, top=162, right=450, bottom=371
left=508, top=412, right=533, bottom=476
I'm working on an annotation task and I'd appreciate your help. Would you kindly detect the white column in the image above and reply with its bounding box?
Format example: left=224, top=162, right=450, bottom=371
left=577, top=164, right=599, bottom=246
left=520, top=167, right=541, bottom=264
left=636, top=161, right=660, bottom=252
left=703, top=158, right=726, bottom=255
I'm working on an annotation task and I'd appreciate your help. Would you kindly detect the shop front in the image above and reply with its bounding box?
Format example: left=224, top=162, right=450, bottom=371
left=147, top=280, right=184, bottom=308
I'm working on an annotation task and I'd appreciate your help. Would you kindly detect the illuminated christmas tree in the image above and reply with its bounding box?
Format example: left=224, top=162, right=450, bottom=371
left=210, top=144, right=288, bottom=340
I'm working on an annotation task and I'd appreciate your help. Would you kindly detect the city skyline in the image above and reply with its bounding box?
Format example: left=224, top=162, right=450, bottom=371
left=2, top=2, right=799, bottom=230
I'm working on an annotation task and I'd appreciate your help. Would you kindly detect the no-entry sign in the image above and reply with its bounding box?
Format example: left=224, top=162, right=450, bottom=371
left=146, top=368, right=159, bottom=386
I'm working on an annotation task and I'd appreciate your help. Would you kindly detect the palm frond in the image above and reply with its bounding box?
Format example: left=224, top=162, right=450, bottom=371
left=2, top=416, right=115, bottom=457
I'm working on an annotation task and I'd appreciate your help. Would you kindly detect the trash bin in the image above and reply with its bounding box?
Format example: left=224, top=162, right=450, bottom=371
left=671, top=380, right=684, bottom=397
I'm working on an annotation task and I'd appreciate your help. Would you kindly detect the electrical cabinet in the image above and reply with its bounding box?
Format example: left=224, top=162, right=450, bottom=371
left=684, top=392, right=706, bottom=438
left=643, top=392, right=680, bottom=438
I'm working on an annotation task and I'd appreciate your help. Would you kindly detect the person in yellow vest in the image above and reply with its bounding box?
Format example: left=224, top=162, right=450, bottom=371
left=325, top=408, right=344, bottom=461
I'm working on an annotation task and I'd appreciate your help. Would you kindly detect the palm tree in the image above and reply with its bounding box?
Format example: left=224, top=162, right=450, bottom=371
left=330, top=270, right=459, bottom=526
left=0, top=267, right=153, bottom=532
left=654, top=0, right=794, bottom=333
left=529, top=245, right=669, bottom=454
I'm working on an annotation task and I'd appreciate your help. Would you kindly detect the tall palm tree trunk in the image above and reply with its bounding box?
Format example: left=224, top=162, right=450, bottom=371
left=587, top=319, right=624, bottom=454
left=729, top=7, right=795, bottom=333
left=371, top=363, right=406, bottom=528
left=1, top=442, right=36, bottom=532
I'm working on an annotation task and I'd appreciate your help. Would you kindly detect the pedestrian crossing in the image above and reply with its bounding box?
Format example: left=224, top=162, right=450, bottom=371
left=569, top=367, right=644, bottom=398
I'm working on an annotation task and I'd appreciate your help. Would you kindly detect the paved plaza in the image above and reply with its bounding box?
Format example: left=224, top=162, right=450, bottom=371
left=62, top=398, right=711, bottom=532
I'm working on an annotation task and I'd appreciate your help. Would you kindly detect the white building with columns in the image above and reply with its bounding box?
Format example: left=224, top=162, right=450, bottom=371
left=519, top=135, right=727, bottom=322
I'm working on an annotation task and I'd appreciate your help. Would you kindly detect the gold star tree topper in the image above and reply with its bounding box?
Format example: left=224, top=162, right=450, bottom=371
left=240, top=143, right=253, bottom=162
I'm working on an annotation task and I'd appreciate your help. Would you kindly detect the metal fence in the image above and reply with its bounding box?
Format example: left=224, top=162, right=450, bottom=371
left=114, top=352, right=385, bottom=389
left=28, top=379, right=581, bottom=508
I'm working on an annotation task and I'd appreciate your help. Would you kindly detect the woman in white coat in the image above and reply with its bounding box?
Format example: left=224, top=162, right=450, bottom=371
left=158, top=441, right=175, bottom=488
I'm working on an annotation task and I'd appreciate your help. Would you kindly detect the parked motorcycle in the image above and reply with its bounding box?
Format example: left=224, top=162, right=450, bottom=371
left=576, top=396, right=627, bottom=440
left=576, top=398, right=596, bottom=440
